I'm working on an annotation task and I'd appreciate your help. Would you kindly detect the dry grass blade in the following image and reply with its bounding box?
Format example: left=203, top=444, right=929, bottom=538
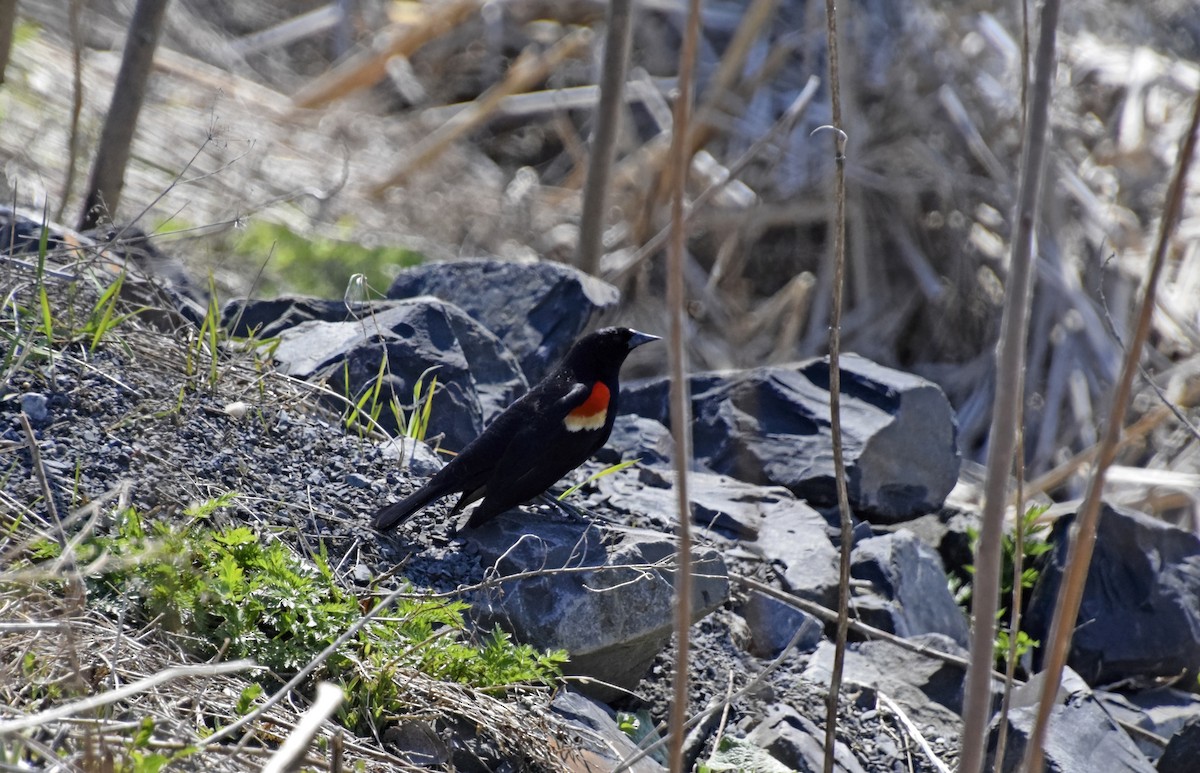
left=0, top=660, right=257, bottom=734
left=1021, top=83, right=1200, bottom=773
left=877, top=692, right=953, bottom=773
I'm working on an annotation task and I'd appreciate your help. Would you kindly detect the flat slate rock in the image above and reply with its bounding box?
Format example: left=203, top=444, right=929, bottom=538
left=985, top=668, right=1155, bottom=773
left=1024, top=502, right=1200, bottom=686
left=468, top=516, right=729, bottom=702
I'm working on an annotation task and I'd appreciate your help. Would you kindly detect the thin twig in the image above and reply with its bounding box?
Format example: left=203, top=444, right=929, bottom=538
left=959, top=1, right=1061, bottom=770
left=819, top=0, right=851, bottom=768
left=735, top=574, right=1003, bottom=680
left=1022, top=79, right=1200, bottom=773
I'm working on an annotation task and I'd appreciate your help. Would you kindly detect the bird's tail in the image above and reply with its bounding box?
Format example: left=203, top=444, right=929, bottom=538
left=370, top=486, right=443, bottom=531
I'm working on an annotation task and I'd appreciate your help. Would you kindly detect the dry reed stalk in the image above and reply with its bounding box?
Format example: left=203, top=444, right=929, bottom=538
left=576, top=0, right=634, bottom=275
left=665, top=0, right=702, bottom=769
left=960, top=0, right=1062, bottom=769
left=291, top=0, right=478, bottom=109
left=816, top=0, right=852, bottom=769
left=369, top=28, right=593, bottom=194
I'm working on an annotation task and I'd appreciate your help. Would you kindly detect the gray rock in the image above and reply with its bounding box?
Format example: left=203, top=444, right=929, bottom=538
left=551, top=690, right=665, bottom=772
left=621, top=354, right=960, bottom=523
left=382, top=719, right=449, bottom=766
left=222, top=295, right=405, bottom=339
left=756, top=498, right=842, bottom=609
left=378, top=436, right=445, bottom=478
left=594, top=464, right=797, bottom=542
left=19, top=392, right=49, bottom=425
left=594, top=414, right=676, bottom=468
left=985, top=667, right=1156, bottom=772
left=386, top=258, right=620, bottom=382
left=746, top=705, right=867, bottom=773
left=469, top=517, right=729, bottom=701
left=1097, top=688, right=1200, bottom=761
left=1025, top=502, right=1200, bottom=686
left=269, top=297, right=527, bottom=450
left=1157, top=717, right=1200, bottom=773
left=851, top=530, right=970, bottom=647
left=736, top=590, right=824, bottom=658
left=804, top=635, right=968, bottom=742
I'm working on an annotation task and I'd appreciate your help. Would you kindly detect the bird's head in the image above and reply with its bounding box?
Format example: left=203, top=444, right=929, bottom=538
left=567, top=327, right=660, bottom=368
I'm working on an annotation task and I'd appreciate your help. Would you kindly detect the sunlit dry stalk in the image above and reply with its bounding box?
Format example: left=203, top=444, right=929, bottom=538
left=665, top=0, right=702, bottom=769
left=576, top=0, right=633, bottom=275
left=958, top=1, right=1060, bottom=770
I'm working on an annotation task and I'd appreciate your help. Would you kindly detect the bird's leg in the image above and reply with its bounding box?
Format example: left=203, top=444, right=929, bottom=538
left=539, top=492, right=592, bottom=523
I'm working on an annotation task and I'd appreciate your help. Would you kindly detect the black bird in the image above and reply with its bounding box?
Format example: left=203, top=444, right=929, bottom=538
left=371, top=326, right=660, bottom=531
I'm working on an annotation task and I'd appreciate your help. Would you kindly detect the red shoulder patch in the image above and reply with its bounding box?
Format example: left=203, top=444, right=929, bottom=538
left=565, top=382, right=610, bottom=431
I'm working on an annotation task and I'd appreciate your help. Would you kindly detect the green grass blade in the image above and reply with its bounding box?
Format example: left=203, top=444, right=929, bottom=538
left=88, top=271, right=127, bottom=351
left=557, top=458, right=640, bottom=501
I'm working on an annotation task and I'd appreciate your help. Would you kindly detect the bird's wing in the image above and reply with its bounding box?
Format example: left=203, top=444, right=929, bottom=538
left=551, top=382, right=593, bottom=412
left=475, top=380, right=599, bottom=506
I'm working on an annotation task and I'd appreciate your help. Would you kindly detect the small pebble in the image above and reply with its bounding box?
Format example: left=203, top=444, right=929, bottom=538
left=346, top=473, right=372, bottom=489
left=20, top=392, right=50, bottom=424
left=351, top=564, right=373, bottom=585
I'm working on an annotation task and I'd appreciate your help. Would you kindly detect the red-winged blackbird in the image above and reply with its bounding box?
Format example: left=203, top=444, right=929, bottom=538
left=371, top=326, right=660, bottom=531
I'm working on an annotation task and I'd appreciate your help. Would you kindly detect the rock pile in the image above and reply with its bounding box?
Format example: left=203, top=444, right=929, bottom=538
left=229, top=257, right=1200, bottom=771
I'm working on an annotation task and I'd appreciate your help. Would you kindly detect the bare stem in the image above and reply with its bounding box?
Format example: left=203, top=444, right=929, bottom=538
left=958, top=2, right=1060, bottom=770
left=820, top=0, right=851, bottom=770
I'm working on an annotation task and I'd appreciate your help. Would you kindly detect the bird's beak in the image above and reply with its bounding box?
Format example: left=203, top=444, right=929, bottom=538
left=627, top=330, right=661, bottom=350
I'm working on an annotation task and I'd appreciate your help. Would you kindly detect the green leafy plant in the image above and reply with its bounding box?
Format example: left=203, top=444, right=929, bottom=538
left=42, top=497, right=565, bottom=737
left=956, top=504, right=1052, bottom=668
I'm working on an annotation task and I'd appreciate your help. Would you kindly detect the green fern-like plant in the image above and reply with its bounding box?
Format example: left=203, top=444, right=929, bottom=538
left=34, top=496, right=566, bottom=737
